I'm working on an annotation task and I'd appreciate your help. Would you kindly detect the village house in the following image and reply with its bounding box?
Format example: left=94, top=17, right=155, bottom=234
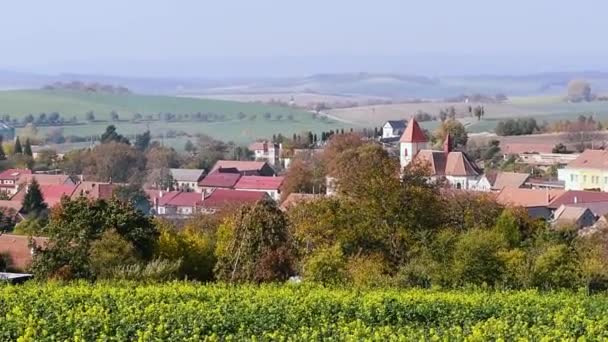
left=488, top=172, right=530, bottom=191
left=18, top=174, right=75, bottom=187
left=198, top=172, right=242, bottom=195
left=71, top=181, right=116, bottom=201
left=0, top=169, right=31, bottom=196
left=151, top=188, right=268, bottom=216
left=210, top=160, right=276, bottom=176
left=382, top=120, right=407, bottom=140
left=234, top=176, right=285, bottom=201
left=400, top=118, right=490, bottom=191
left=12, top=184, right=77, bottom=208
left=249, top=141, right=281, bottom=166
left=496, top=186, right=564, bottom=220
left=552, top=205, right=598, bottom=229
left=558, top=150, right=608, bottom=191
left=169, top=168, right=206, bottom=192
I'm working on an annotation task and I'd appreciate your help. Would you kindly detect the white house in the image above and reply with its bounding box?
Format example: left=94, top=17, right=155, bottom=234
left=383, top=120, right=407, bottom=139
left=169, top=168, right=206, bottom=192
left=400, top=118, right=490, bottom=192
left=249, top=141, right=281, bottom=167
left=557, top=150, right=608, bottom=191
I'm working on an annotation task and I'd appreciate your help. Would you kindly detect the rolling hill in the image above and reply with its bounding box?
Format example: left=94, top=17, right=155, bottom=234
left=0, top=90, right=352, bottom=144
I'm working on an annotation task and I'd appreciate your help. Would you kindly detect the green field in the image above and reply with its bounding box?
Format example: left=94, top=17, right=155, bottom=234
left=1, top=282, right=607, bottom=340
left=0, top=90, right=352, bottom=144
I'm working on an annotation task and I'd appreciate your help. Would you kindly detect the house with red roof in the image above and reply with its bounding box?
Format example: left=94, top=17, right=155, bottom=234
left=198, top=172, right=242, bottom=195
left=153, top=189, right=268, bottom=216
left=249, top=141, right=281, bottom=167
left=71, top=181, right=116, bottom=200
left=234, top=176, right=285, bottom=201
left=0, top=169, right=31, bottom=196
left=399, top=118, right=490, bottom=191
left=210, top=160, right=276, bottom=176
left=11, top=184, right=77, bottom=208
left=496, top=186, right=564, bottom=219
left=558, top=150, right=608, bottom=191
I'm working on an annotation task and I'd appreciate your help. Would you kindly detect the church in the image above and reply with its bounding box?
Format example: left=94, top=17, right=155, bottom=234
left=399, top=118, right=491, bottom=191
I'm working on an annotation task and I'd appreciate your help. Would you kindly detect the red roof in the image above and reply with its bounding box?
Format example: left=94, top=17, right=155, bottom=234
left=565, top=150, right=608, bottom=170
left=497, top=187, right=564, bottom=208
left=199, top=172, right=242, bottom=188
left=400, top=118, right=427, bottom=143
left=71, top=182, right=115, bottom=200
left=235, top=176, right=284, bottom=190
left=0, top=234, right=48, bottom=271
left=0, top=169, right=31, bottom=180
left=201, top=189, right=267, bottom=208
left=158, top=191, right=203, bottom=207
left=210, top=160, right=269, bottom=173
left=12, top=184, right=77, bottom=208
left=549, top=190, right=608, bottom=209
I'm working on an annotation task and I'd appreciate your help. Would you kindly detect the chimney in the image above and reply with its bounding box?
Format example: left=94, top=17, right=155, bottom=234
left=159, top=190, right=164, bottom=198
left=574, top=196, right=578, bottom=204
left=443, top=134, right=453, bottom=155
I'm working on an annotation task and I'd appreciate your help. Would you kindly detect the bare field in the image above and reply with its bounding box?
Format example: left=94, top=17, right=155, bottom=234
left=328, top=97, right=608, bottom=133
left=179, top=92, right=388, bottom=107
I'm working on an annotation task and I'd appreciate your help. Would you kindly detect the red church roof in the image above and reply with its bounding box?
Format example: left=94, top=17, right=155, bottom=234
left=399, top=118, right=427, bottom=143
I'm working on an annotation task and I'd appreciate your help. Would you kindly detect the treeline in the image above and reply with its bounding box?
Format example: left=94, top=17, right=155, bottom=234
left=12, top=134, right=608, bottom=291
left=495, top=115, right=603, bottom=136
left=42, top=81, right=131, bottom=94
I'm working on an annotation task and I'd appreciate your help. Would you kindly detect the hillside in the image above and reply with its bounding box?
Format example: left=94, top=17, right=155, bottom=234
left=0, top=90, right=351, bottom=144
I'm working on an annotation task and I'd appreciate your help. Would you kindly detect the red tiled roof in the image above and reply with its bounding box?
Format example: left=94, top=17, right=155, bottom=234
left=235, top=176, right=284, bottom=190
left=71, top=182, right=115, bottom=200
left=18, top=174, right=73, bottom=186
left=0, top=200, right=22, bottom=213
left=248, top=142, right=267, bottom=151
left=200, top=189, right=267, bottom=208
left=565, top=150, right=608, bottom=170
left=490, top=172, right=530, bottom=190
left=210, top=160, right=269, bottom=173
left=496, top=187, right=564, bottom=208
left=12, top=184, right=77, bottom=208
left=549, top=190, right=608, bottom=209
left=415, top=150, right=480, bottom=177
left=399, top=118, right=427, bottom=143
left=199, top=172, right=242, bottom=188
left=0, top=169, right=31, bottom=180
left=158, top=191, right=203, bottom=207
left=0, top=234, right=48, bottom=271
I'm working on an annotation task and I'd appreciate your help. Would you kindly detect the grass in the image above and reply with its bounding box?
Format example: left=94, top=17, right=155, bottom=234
left=0, top=90, right=353, bottom=144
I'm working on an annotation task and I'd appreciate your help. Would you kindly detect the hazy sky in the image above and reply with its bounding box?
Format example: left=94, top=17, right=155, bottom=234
left=2, top=0, right=607, bottom=77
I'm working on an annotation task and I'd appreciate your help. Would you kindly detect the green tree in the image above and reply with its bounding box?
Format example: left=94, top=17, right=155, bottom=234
left=100, top=125, right=130, bottom=145
left=134, top=130, right=151, bottom=151
left=302, top=244, right=347, bottom=285
left=14, top=136, right=22, bottom=154
left=30, top=197, right=158, bottom=280
left=23, top=138, right=33, bottom=157
left=89, top=230, right=139, bottom=279
left=21, top=178, right=47, bottom=218
left=452, top=229, right=506, bottom=287
left=0, top=135, right=5, bottom=160
left=215, top=201, right=295, bottom=283
left=434, top=119, right=468, bottom=147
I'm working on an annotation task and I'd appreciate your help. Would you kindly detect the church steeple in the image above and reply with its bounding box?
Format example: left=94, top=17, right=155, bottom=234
left=399, top=117, right=428, bottom=169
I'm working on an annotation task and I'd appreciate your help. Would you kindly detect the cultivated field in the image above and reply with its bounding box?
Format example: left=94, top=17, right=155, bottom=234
left=329, top=96, right=608, bottom=133
left=1, top=283, right=607, bottom=340
left=0, top=90, right=352, bottom=144
left=181, top=92, right=387, bottom=108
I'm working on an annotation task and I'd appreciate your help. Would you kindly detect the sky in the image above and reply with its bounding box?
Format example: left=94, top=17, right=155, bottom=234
left=2, top=0, right=608, bottom=77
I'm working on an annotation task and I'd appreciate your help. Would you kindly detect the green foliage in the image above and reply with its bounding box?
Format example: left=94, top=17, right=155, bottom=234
left=100, top=125, right=130, bottom=145
left=23, top=138, right=33, bottom=157
left=3, top=284, right=608, bottom=340
left=134, top=130, right=151, bottom=151
left=13, top=136, right=22, bottom=154
left=452, top=229, right=506, bottom=287
left=435, top=119, right=468, bottom=147
left=109, top=258, right=182, bottom=282
left=21, top=178, right=47, bottom=218
left=215, top=201, right=295, bottom=283
left=302, top=244, right=347, bottom=285
left=12, top=218, right=45, bottom=236
left=30, top=197, right=157, bottom=280
left=89, top=230, right=139, bottom=279
left=495, top=118, right=539, bottom=136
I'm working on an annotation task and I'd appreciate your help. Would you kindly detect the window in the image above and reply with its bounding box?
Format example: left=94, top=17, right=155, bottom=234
left=571, top=174, right=575, bottom=182
left=583, top=175, right=587, bottom=183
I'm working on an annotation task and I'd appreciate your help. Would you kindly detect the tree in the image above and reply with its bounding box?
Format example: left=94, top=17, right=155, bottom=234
left=89, top=230, right=139, bottom=279
left=434, top=119, right=468, bottom=147
left=552, top=143, right=569, bottom=154
left=84, top=142, right=142, bottom=182
left=100, top=125, right=130, bottom=145
left=35, top=149, right=58, bottom=168
left=215, top=201, right=295, bottom=283
left=134, top=130, right=151, bottom=151
left=567, top=79, right=593, bottom=102
left=14, top=137, right=22, bottom=154
left=21, top=178, right=47, bottom=218
left=110, top=110, right=120, bottom=122
left=0, top=135, right=5, bottom=160
left=452, top=229, right=506, bottom=287
left=30, top=197, right=158, bottom=280
left=85, top=111, right=95, bottom=122
left=23, top=138, right=33, bottom=157
left=184, top=140, right=196, bottom=154
left=281, top=154, right=325, bottom=200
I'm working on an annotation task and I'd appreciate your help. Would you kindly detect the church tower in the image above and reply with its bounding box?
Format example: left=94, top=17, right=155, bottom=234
left=399, top=117, right=428, bottom=169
